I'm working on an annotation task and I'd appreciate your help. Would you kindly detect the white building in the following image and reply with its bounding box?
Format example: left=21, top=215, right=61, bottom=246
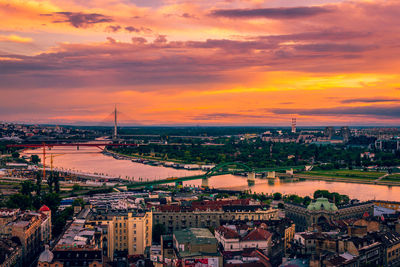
left=215, top=226, right=272, bottom=252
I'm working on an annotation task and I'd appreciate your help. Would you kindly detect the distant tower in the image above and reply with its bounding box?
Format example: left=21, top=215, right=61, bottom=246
left=340, top=126, right=350, bottom=142
left=324, top=126, right=334, bottom=139
left=113, top=105, right=117, bottom=140
left=291, top=118, right=296, bottom=133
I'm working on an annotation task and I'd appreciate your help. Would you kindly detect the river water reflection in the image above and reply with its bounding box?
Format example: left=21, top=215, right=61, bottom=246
left=24, top=146, right=400, bottom=201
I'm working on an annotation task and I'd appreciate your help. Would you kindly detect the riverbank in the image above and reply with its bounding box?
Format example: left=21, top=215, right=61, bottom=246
left=103, top=148, right=212, bottom=171
left=294, top=174, right=400, bottom=186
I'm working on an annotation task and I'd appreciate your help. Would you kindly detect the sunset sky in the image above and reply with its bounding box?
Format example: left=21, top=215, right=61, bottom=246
left=1, top=0, right=400, bottom=126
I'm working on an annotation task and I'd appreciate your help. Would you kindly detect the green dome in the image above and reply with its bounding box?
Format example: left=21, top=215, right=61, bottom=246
left=307, top=197, right=338, bottom=211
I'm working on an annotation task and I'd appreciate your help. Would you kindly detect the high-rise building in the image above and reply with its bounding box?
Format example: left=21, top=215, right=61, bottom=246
left=324, top=126, right=335, bottom=139
left=291, top=118, right=296, bottom=133
left=340, top=126, right=351, bottom=142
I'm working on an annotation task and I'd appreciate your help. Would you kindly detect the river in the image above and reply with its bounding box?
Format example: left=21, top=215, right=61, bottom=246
left=23, top=146, right=400, bottom=201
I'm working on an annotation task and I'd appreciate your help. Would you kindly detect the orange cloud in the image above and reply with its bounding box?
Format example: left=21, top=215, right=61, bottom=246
left=0, top=34, right=33, bottom=43
left=1, top=0, right=400, bottom=125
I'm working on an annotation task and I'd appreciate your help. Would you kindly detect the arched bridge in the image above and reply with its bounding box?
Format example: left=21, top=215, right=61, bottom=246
left=205, top=162, right=253, bottom=177
left=126, top=162, right=304, bottom=189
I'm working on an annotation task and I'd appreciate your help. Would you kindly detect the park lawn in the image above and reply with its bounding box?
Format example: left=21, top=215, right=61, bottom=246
left=381, top=174, right=400, bottom=182
left=300, top=169, right=385, bottom=180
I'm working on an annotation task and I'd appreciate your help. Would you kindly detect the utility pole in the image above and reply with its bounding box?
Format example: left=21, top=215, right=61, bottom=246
left=114, top=104, right=118, bottom=140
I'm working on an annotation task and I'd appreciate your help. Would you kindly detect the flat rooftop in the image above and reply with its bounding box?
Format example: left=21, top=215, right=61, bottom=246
left=174, top=228, right=217, bottom=246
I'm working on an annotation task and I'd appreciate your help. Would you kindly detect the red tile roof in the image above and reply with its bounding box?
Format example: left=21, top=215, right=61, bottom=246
left=242, top=228, right=272, bottom=242
left=39, top=205, right=50, bottom=212
left=216, top=226, right=240, bottom=239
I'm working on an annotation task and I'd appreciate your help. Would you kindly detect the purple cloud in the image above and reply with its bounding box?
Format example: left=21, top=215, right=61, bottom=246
left=271, top=105, right=400, bottom=118
left=125, top=26, right=140, bottom=33
left=106, top=25, right=122, bottom=32
left=210, top=6, right=331, bottom=19
left=341, top=98, right=400, bottom=104
left=49, top=12, right=113, bottom=28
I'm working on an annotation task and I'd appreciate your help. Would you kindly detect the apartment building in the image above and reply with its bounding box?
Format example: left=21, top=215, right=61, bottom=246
left=86, top=209, right=152, bottom=261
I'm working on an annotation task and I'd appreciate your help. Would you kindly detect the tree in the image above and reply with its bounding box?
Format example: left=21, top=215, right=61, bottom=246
left=314, top=190, right=330, bottom=199
left=286, top=194, right=303, bottom=204
left=6, top=194, right=31, bottom=210
left=273, top=192, right=282, bottom=200
left=30, top=155, right=40, bottom=164
left=11, top=152, right=20, bottom=159
left=42, top=192, right=61, bottom=212
left=54, top=172, right=60, bottom=193
left=32, top=195, right=42, bottom=210
left=20, top=180, right=35, bottom=196
left=73, top=198, right=85, bottom=208
left=52, top=206, right=73, bottom=237
left=72, top=184, right=81, bottom=191
left=152, top=223, right=166, bottom=243
left=303, top=196, right=312, bottom=206
left=35, top=172, right=42, bottom=196
left=47, top=173, right=54, bottom=193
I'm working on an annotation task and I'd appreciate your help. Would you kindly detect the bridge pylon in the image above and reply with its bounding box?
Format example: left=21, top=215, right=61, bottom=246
left=201, top=177, right=209, bottom=188
left=247, top=172, right=255, bottom=186
left=286, top=168, right=294, bottom=176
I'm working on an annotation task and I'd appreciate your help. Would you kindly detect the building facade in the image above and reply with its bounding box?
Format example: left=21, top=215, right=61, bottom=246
left=153, top=206, right=278, bottom=233
left=215, top=226, right=272, bottom=252
left=285, top=198, right=374, bottom=231
left=86, top=210, right=152, bottom=261
left=6, top=213, right=42, bottom=264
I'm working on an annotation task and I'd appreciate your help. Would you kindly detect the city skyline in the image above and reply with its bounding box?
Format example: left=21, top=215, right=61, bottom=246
left=1, top=0, right=400, bottom=126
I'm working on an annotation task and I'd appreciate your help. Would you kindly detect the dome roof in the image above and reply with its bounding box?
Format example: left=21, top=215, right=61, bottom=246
left=39, top=205, right=50, bottom=212
left=38, top=245, right=53, bottom=263
left=307, top=198, right=338, bottom=211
